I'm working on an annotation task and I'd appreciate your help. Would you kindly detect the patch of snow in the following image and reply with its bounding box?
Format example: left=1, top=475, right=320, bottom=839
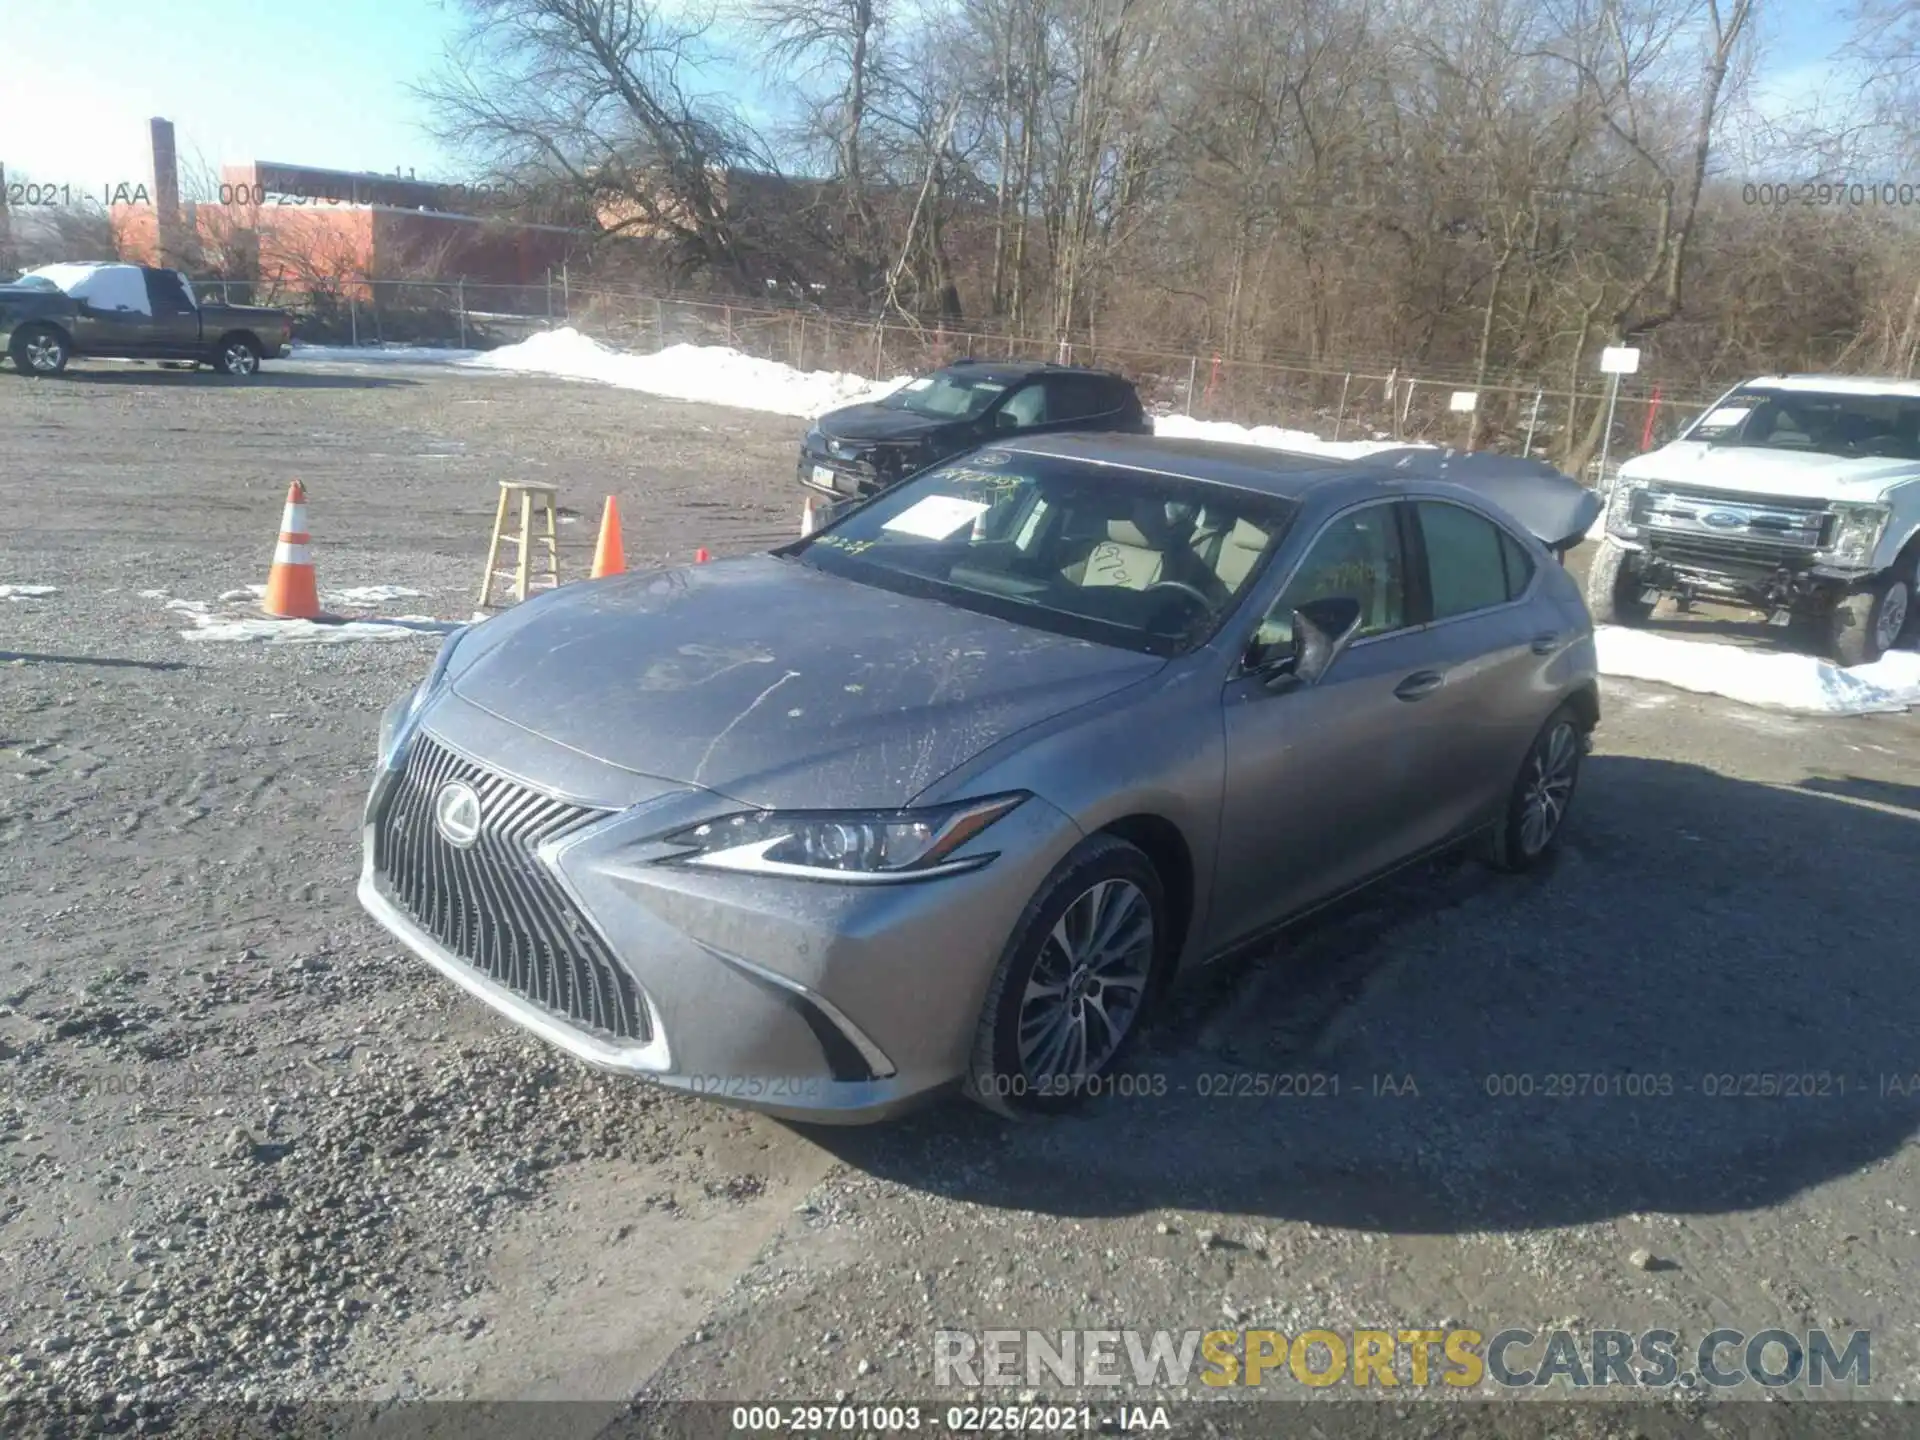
left=138, top=588, right=171, bottom=599
left=328, top=585, right=428, bottom=607
left=1596, top=627, right=1920, bottom=716
left=164, top=598, right=210, bottom=615
left=217, top=588, right=255, bottom=602
left=1150, top=413, right=1422, bottom=459
left=460, top=330, right=911, bottom=417
left=0, top=585, right=57, bottom=601
left=177, top=613, right=461, bottom=645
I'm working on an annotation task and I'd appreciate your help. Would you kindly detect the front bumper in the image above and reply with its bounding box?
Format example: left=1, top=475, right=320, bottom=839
left=356, top=706, right=1081, bottom=1123
left=797, top=448, right=885, bottom=501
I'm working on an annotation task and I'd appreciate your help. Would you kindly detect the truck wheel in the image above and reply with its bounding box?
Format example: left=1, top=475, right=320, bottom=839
left=1828, top=572, right=1911, bottom=667
left=9, top=325, right=70, bottom=377
left=213, top=335, right=262, bottom=376
left=1584, top=537, right=1655, bottom=626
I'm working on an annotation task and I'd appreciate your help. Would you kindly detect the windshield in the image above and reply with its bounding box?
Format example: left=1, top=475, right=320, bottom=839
left=1685, top=387, right=1920, bottom=459
left=794, top=450, right=1297, bottom=656
left=881, top=371, right=1009, bottom=420
left=6, top=275, right=59, bottom=290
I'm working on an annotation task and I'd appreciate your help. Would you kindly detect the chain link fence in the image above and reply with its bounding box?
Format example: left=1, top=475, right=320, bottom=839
left=207, top=274, right=1725, bottom=477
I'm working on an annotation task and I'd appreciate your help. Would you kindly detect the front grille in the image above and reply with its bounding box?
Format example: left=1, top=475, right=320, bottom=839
left=372, top=733, right=649, bottom=1043
left=1635, top=484, right=1833, bottom=555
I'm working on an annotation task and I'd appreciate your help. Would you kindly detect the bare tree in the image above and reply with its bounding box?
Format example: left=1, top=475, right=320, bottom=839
left=417, top=0, right=775, bottom=283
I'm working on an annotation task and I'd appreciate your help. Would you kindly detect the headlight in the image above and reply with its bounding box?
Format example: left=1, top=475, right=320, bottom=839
left=378, top=625, right=468, bottom=770
left=1823, top=503, right=1891, bottom=567
left=656, top=793, right=1028, bottom=882
left=1605, top=481, right=1643, bottom=538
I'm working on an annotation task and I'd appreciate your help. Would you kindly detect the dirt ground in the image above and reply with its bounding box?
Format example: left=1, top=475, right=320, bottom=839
left=3, top=356, right=1918, bottom=1430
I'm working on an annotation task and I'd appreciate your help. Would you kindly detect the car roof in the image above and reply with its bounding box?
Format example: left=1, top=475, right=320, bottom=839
left=1739, top=374, right=1920, bottom=399
left=991, top=433, right=1603, bottom=548
left=995, top=432, right=1368, bottom=499
left=938, top=358, right=1128, bottom=385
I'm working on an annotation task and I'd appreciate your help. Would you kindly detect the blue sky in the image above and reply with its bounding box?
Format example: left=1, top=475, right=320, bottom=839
left=0, top=0, right=1861, bottom=195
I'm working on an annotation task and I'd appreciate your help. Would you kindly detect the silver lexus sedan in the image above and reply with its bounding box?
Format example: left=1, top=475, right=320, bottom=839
left=358, top=435, right=1601, bottom=1123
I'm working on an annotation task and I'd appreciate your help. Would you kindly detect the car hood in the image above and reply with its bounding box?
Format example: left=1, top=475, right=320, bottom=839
left=816, top=401, right=959, bottom=444
left=1618, top=442, right=1913, bottom=503
left=448, top=554, right=1163, bottom=809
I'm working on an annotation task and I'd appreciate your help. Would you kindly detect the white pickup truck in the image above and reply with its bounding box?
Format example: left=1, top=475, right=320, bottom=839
left=1587, top=374, right=1920, bottom=664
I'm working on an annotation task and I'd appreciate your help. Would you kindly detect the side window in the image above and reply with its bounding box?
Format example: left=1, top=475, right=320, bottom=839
left=1498, top=529, right=1536, bottom=600
left=1253, top=504, right=1407, bottom=654
left=995, top=383, right=1048, bottom=429
left=1416, top=501, right=1513, bottom=619
left=144, top=268, right=195, bottom=315
left=1049, top=375, right=1110, bottom=422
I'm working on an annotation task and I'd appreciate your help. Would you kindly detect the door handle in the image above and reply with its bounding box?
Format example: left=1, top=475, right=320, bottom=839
left=1394, top=670, right=1445, bottom=701
left=1531, top=631, right=1559, bottom=655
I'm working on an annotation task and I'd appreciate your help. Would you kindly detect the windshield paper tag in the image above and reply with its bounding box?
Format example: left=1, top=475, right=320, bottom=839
left=882, top=495, right=990, bottom=539
left=1700, top=406, right=1752, bottom=427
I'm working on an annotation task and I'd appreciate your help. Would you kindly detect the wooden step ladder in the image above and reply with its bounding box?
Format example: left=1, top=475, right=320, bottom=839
left=479, top=481, right=561, bottom=607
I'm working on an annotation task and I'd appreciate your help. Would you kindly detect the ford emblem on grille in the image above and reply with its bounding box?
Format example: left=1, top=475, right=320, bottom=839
left=433, top=780, right=483, bottom=848
left=1701, top=510, right=1745, bottom=529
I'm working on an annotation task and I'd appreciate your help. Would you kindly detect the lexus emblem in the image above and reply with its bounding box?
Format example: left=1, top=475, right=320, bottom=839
left=433, top=780, right=483, bottom=848
left=1701, top=510, right=1744, bottom=529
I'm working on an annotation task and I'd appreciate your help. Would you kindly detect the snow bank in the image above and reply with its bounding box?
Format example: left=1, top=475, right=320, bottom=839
left=461, top=330, right=912, bottom=417
left=1596, top=627, right=1920, bottom=716
left=1150, top=413, right=1417, bottom=459
left=0, top=585, right=57, bottom=601
left=292, top=329, right=1448, bottom=457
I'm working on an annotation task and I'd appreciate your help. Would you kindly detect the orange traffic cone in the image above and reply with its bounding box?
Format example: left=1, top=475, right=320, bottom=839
left=694, top=547, right=711, bottom=564
left=262, top=480, right=322, bottom=619
left=591, top=496, right=626, bottom=578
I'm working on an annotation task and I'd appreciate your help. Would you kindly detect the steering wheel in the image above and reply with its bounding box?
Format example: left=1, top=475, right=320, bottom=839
left=1143, top=579, right=1216, bottom=612
left=1852, top=434, right=1910, bottom=458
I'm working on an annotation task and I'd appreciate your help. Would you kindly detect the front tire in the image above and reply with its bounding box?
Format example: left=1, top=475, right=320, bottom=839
left=1584, top=537, right=1655, bottom=626
left=1828, top=571, right=1910, bottom=667
left=10, top=324, right=70, bottom=377
left=213, top=334, right=262, bottom=376
left=965, top=834, right=1166, bottom=1117
left=1484, top=704, right=1587, bottom=873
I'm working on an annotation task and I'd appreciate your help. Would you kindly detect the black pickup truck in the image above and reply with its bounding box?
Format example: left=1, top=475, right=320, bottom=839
left=1, top=262, right=293, bottom=377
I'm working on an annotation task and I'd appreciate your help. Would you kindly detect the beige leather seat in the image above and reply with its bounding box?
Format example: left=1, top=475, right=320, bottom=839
left=1062, top=518, right=1166, bottom=590
left=1210, top=518, right=1271, bottom=593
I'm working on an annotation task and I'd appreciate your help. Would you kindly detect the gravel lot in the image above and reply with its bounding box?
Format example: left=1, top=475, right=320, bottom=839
left=3, top=356, right=1918, bottom=1431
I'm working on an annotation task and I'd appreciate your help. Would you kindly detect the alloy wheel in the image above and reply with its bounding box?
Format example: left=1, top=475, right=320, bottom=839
left=26, top=335, right=63, bottom=372
left=1016, top=878, right=1154, bottom=1088
left=1877, top=580, right=1910, bottom=653
left=1518, top=721, right=1579, bottom=857
left=224, top=343, right=259, bottom=375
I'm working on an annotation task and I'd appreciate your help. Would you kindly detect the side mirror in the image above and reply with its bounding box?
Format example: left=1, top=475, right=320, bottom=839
left=1257, top=596, right=1363, bottom=690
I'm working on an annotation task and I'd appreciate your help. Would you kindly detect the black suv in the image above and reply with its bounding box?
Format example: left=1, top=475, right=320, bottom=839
left=799, top=359, right=1150, bottom=503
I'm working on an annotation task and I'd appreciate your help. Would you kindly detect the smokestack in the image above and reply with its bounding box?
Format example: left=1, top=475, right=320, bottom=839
left=150, top=117, right=181, bottom=266
left=0, top=162, right=12, bottom=274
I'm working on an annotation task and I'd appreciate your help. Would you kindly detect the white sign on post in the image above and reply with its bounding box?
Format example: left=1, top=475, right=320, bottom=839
left=1448, top=390, right=1478, bottom=413
left=1599, top=346, right=1641, bottom=374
